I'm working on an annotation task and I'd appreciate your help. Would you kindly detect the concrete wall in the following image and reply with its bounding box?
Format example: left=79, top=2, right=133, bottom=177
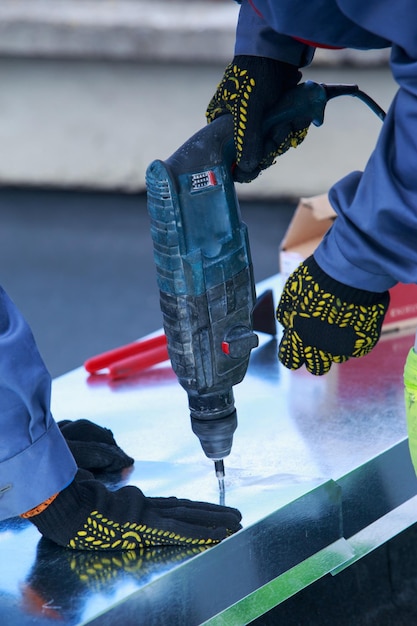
left=0, top=1, right=394, bottom=199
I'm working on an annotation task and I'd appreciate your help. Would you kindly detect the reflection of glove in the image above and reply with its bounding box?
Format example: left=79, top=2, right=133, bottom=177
left=206, top=55, right=305, bottom=182
left=22, top=537, right=206, bottom=623
left=58, top=419, right=134, bottom=474
left=61, top=544, right=206, bottom=591
left=24, top=470, right=242, bottom=550
left=276, top=256, right=390, bottom=375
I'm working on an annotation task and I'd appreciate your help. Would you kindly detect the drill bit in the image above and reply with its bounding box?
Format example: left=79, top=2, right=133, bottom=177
left=214, top=459, right=225, bottom=506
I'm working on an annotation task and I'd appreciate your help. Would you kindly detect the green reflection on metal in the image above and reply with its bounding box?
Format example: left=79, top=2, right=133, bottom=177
left=201, top=538, right=353, bottom=626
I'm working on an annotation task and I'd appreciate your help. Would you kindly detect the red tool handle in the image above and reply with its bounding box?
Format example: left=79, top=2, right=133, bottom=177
left=108, top=343, right=169, bottom=379
left=84, top=333, right=168, bottom=374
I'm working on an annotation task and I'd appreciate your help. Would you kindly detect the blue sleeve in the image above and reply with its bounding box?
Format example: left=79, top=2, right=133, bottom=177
left=234, top=0, right=315, bottom=67
left=315, top=44, right=417, bottom=292
left=0, top=287, right=77, bottom=520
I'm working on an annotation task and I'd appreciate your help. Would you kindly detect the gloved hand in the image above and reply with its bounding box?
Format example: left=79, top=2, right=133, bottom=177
left=58, top=419, right=134, bottom=474
left=23, top=470, right=242, bottom=550
left=276, top=255, right=390, bottom=375
left=206, top=55, right=306, bottom=182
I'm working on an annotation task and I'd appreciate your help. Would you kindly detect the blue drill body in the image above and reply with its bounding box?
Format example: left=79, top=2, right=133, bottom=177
left=146, top=113, right=256, bottom=464
left=145, top=81, right=384, bottom=477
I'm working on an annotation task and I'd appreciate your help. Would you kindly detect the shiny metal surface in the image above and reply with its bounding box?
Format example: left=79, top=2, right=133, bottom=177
left=1, top=276, right=417, bottom=625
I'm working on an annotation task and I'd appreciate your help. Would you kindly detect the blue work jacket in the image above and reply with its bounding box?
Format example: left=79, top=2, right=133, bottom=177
left=236, top=0, right=417, bottom=292
left=0, top=287, right=76, bottom=520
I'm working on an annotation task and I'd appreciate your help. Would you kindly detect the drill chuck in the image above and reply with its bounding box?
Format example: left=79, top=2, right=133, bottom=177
left=189, top=390, right=238, bottom=460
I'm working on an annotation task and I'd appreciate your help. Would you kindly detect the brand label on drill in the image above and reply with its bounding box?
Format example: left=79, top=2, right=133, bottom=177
left=191, top=170, right=217, bottom=191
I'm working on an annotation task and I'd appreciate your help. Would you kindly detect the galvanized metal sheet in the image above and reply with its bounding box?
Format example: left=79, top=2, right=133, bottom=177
left=1, top=278, right=417, bottom=625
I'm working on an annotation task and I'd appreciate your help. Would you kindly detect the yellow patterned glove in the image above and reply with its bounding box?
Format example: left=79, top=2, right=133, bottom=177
left=276, top=256, right=390, bottom=375
left=206, top=55, right=306, bottom=183
left=24, top=470, right=242, bottom=550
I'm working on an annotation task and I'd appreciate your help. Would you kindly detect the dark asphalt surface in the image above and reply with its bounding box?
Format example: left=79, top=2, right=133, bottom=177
left=0, top=187, right=295, bottom=378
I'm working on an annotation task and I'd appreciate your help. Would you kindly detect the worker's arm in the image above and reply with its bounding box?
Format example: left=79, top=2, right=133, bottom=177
left=233, top=1, right=415, bottom=289
left=235, top=0, right=390, bottom=51
left=0, top=286, right=77, bottom=521
left=232, top=2, right=416, bottom=372
left=234, top=0, right=315, bottom=66
left=315, top=44, right=417, bottom=291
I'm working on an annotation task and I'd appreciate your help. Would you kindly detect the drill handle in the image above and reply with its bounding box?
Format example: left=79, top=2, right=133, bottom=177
left=263, top=80, right=370, bottom=136
left=166, top=81, right=379, bottom=180
left=263, top=80, right=386, bottom=135
left=164, top=81, right=331, bottom=179
left=263, top=80, right=329, bottom=134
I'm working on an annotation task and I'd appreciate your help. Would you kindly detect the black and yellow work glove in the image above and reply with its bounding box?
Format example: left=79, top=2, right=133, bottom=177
left=276, top=256, right=390, bottom=375
left=206, top=55, right=306, bottom=183
left=58, top=419, right=134, bottom=475
left=24, top=470, right=242, bottom=551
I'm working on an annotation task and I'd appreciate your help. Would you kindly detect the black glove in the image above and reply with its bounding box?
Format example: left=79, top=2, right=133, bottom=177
left=26, top=470, right=242, bottom=550
left=276, top=256, right=390, bottom=375
left=58, top=419, right=134, bottom=474
left=206, top=55, right=306, bottom=182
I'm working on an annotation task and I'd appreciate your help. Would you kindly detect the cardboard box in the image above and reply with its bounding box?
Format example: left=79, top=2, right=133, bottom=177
left=279, top=193, right=417, bottom=333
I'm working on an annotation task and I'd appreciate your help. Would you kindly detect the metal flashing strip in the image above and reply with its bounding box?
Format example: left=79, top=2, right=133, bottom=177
left=200, top=538, right=354, bottom=626
left=198, top=457, right=417, bottom=626
left=337, top=438, right=417, bottom=538
left=331, top=494, right=417, bottom=576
